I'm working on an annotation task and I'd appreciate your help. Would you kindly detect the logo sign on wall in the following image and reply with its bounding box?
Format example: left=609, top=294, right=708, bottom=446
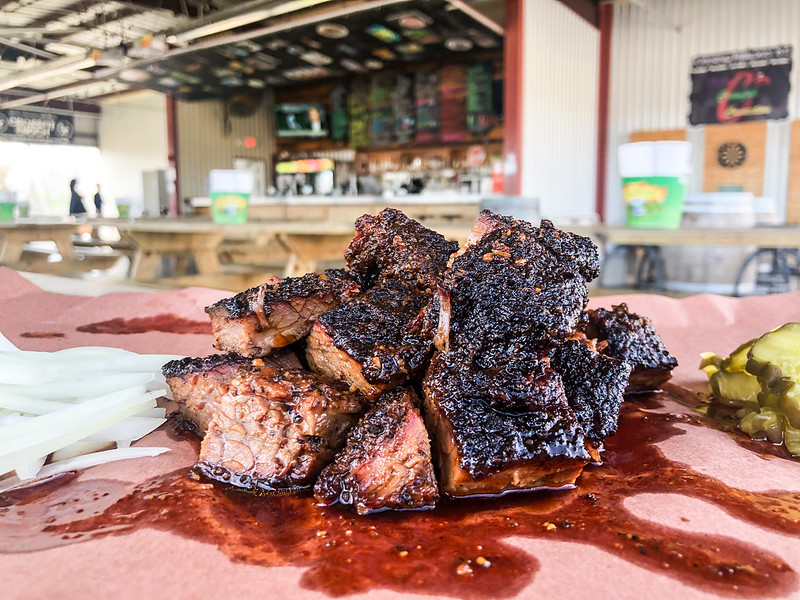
left=0, top=110, right=74, bottom=143
left=689, top=45, right=792, bottom=125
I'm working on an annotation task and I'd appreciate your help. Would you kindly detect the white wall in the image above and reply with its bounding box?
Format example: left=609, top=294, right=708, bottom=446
left=98, top=90, right=169, bottom=214
left=521, top=0, right=599, bottom=221
left=606, top=0, right=800, bottom=223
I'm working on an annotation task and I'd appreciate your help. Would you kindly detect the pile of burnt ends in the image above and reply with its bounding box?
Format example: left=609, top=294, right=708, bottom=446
left=163, top=209, right=677, bottom=515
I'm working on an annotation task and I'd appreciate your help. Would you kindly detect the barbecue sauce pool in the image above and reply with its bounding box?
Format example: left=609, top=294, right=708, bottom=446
left=2, top=385, right=799, bottom=598
left=76, top=313, right=212, bottom=335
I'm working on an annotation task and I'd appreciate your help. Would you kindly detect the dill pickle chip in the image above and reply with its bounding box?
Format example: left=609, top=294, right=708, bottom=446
left=746, top=323, right=800, bottom=392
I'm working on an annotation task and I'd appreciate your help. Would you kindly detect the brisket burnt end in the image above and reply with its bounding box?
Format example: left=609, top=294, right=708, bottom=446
left=345, top=208, right=458, bottom=289
left=423, top=351, right=592, bottom=496
left=586, top=303, right=678, bottom=392
left=460, top=210, right=599, bottom=282
left=314, top=387, right=439, bottom=514
left=164, top=355, right=365, bottom=491
left=205, top=269, right=360, bottom=358
left=306, top=279, right=434, bottom=398
left=443, top=223, right=589, bottom=362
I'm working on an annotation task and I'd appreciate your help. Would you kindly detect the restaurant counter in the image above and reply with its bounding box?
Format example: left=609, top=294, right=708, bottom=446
left=188, top=193, right=483, bottom=222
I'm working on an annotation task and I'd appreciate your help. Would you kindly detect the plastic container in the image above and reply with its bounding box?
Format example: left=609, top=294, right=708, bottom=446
left=0, top=191, right=17, bottom=221
left=622, top=176, right=688, bottom=228
left=653, top=141, right=692, bottom=176
left=209, top=170, right=254, bottom=224
left=619, top=141, right=692, bottom=229
left=618, top=142, right=655, bottom=177
left=662, top=192, right=756, bottom=295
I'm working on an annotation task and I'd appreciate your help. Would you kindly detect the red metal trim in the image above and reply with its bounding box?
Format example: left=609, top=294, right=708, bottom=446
left=165, top=94, right=180, bottom=216
left=594, top=2, right=612, bottom=223
left=503, top=0, right=523, bottom=196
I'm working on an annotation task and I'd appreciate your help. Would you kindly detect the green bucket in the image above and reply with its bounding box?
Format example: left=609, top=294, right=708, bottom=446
left=623, top=176, right=687, bottom=228
left=210, top=191, right=250, bottom=224
left=0, top=202, right=14, bottom=221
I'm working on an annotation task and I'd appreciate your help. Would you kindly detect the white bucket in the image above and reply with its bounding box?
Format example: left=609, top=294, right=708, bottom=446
left=653, top=141, right=692, bottom=176
left=662, top=192, right=756, bottom=295
left=618, top=142, right=655, bottom=177
left=209, top=169, right=254, bottom=194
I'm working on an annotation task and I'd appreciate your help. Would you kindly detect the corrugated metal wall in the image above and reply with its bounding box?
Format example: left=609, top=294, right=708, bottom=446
left=176, top=90, right=275, bottom=199
left=521, top=0, right=599, bottom=220
left=606, top=0, right=800, bottom=223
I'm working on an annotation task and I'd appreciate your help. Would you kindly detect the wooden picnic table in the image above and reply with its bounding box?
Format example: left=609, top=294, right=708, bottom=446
left=0, top=219, right=78, bottom=264
left=103, top=218, right=476, bottom=281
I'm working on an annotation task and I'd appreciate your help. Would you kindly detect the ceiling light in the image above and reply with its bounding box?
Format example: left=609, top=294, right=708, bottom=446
left=0, top=51, right=101, bottom=93
left=168, top=0, right=331, bottom=46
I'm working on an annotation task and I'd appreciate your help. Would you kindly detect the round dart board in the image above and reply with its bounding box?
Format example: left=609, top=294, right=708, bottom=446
left=717, top=142, right=747, bottom=168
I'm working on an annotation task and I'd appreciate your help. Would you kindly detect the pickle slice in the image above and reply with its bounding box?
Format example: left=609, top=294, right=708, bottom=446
left=746, top=323, right=800, bottom=393
left=701, top=324, right=800, bottom=454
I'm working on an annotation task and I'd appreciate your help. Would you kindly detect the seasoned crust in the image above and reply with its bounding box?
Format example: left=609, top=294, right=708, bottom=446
left=586, top=303, right=678, bottom=391
left=308, top=279, right=434, bottom=391
left=204, top=269, right=360, bottom=358
left=423, top=351, right=591, bottom=496
left=445, top=225, right=589, bottom=361
left=550, top=338, right=632, bottom=444
left=459, top=211, right=599, bottom=282
left=345, top=208, right=458, bottom=289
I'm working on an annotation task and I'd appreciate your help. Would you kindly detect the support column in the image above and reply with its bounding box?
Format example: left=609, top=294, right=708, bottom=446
left=503, top=0, right=523, bottom=196
left=595, top=2, right=613, bottom=222
left=166, top=95, right=181, bottom=216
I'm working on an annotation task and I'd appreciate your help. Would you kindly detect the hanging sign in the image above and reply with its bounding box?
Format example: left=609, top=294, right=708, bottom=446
left=689, top=45, right=792, bottom=125
left=0, top=110, right=74, bottom=143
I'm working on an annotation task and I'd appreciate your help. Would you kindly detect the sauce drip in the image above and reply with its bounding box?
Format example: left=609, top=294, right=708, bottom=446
left=1, top=385, right=798, bottom=598
left=20, top=332, right=65, bottom=339
left=76, top=314, right=212, bottom=335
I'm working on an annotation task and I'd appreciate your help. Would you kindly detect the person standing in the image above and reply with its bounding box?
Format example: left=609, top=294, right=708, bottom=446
left=69, top=178, right=86, bottom=215
left=93, top=184, right=102, bottom=216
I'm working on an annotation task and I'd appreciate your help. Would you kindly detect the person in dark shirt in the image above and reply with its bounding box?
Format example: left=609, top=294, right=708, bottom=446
left=93, top=184, right=102, bottom=216
left=69, top=178, right=86, bottom=215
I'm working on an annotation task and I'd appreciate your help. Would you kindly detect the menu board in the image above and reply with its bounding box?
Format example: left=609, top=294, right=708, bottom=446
left=330, top=82, right=348, bottom=141
left=415, top=68, right=440, bottom=144
left=369, top=75, right=395, bottom=147
left=393, top=73, right=415, bottom=144
left=0, top=110, right=74, bottom=144
left=466, top=61, right=493, bottom=136
left=440, top=64, right=468, bottom=142
left=348, top=79, right=370, bottom=148
left=689, top=46, right=792, bottom=125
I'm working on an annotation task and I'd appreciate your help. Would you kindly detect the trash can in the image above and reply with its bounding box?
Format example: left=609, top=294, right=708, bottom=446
left=619, top=141, right=691, bottom=228
left=209, top=170, right=254, bottom=224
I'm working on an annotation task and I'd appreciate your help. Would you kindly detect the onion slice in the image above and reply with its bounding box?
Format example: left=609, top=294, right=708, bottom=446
left=0, top=447, right=171, bottom=493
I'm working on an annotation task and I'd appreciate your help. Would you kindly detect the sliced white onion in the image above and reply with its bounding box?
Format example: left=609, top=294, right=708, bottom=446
left=0, top=388, right=161, bottom=475
left=0, top=372, right=154, bottom=400
left=0, top=331, right=18, bottom=352
left=51, top=440, right=115, bottom=462
left=0, top=344, right=184, bottom=481
left=0, top=393, right=73, bottom=415
left=0, top=352, right=182, bottom=384
left=15, top=454, right=46, bottom=481
left=84, top=416, right=166, bottom=444
left=0, top=447, right=171, bottom=493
